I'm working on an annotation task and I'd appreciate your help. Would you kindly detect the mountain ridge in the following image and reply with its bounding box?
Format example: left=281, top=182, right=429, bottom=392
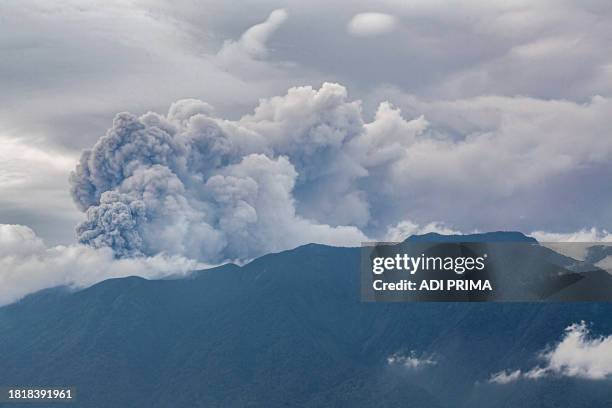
left=1, top=232, right=611, bottom=407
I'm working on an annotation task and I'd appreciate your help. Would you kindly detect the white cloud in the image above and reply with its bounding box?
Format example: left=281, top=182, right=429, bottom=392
left=489, top=321, right=612, bottom=384
left=384, top=220, right=462, bottom=242
left=488, top=369, right=522, bottom=385
left=347, top=12, right=398, bottom=37
left=530, top=228, right=612, bottom=261
left=387, top=351, right=437, bottom=369
left=530, top=228, right=612, bottom=243
left=365, top=89, right=612, bottom=234
left=0, top=224, right=204, bottom=307
left=230, top=9, right=288, bottom=58
left=216, top=9, right=290, bottom=75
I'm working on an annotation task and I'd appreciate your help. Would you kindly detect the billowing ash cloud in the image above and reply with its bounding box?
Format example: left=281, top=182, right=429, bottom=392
left=70, top=82, right=612, bottom=263
left=70, top=84, right=376, bottom=262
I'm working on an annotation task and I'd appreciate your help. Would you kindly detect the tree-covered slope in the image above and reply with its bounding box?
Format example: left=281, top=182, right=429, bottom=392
left=1, top=236, right=611, bottom=407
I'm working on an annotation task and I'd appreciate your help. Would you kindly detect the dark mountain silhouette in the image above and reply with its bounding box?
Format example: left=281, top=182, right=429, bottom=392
left=405, top=231, right=537, bottom=243
left=1, top=232, right=611, bottom=407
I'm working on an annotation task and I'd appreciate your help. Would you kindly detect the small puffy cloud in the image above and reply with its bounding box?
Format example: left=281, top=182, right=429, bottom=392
left=387, top=351, right=437, bottom=369
left=0, top=224, right=203, bottom=307
left=347, top=12, right=398, bottom=37
left=488, top=369, right=522, bottom=385
left=217, top=9, right=289, bottom=72
left=543, top=322, right=612, bottom=379
left=489, top=321, right=612, bottom=384
left=235, top=9, right=288, bottom=58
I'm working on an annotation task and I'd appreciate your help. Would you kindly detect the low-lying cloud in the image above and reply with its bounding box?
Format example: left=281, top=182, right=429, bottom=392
left=0, top=224, right=202, bottom=306
left=387, top=351, right=437, bottom=370
left=489, top=321, right=612, bottom=383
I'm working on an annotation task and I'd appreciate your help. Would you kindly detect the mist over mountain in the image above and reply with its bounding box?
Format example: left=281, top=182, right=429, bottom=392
left=1, top=233, right=611, bottom=407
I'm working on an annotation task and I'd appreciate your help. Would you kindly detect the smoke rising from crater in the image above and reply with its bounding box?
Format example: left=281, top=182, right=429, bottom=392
left=70, top=84, right=379, bottom=262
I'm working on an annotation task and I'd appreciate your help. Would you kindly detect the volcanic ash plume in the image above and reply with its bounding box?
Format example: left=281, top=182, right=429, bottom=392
left=69, top=84, right=420, bottom=262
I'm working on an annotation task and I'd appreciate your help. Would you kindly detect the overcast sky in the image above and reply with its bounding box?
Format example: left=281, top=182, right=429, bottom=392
left=2, top=0, right=612, bottom=245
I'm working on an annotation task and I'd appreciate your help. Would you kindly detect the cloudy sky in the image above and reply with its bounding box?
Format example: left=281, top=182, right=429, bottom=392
left=2, top=0, right=612, bottom=302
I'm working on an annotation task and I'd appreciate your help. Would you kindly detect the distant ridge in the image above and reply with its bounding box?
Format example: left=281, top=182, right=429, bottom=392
left=406, top=231, right=537, bottom=243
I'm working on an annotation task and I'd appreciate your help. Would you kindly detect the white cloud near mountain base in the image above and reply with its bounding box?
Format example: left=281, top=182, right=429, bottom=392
left=387, top=351, right=437, bottom=369
left=489, top=322, right=612, bottom=383
left=0, top=224, right=203, bottom=306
